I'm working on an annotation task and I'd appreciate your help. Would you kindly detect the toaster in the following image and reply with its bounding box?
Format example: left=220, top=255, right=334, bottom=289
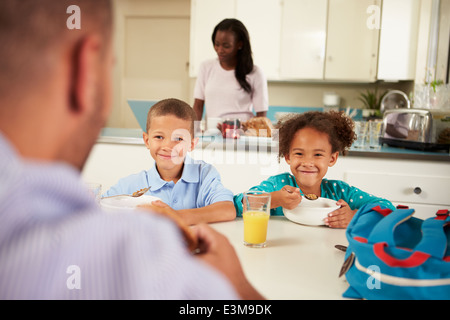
left=380, top=108, right=450, bottom=151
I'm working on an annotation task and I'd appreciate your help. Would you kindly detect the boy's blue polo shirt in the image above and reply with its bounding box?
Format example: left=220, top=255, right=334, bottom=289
left=103, top=155, right=233, bottom=210
left=233, top=172, right=395, bottom=216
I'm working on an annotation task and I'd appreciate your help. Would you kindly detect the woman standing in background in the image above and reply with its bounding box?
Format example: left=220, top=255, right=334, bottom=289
left=193, top=18, right=269, bottom=123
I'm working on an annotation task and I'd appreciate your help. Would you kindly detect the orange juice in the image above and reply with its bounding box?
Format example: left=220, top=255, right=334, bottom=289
left=243, top=211, right=269, bottom=247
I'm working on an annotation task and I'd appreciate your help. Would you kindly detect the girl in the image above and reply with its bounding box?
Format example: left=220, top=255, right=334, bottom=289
left=233, top=111, right=395, bottom=228
left=193, top=18, right=268, bottom=122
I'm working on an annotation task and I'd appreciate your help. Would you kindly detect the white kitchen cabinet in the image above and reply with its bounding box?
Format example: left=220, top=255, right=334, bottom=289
left=279, top=0, right=327, bottom=80
left=236, top=0, right=281, bottom=80
left=344, top=172, right=450, bottom=206
left=377, top=0, right=420, bottom=81
left=326, top=156, right=450, bottom=219
left=189, top=0, right=281, bottom=79
left=189, top=0, right=236, bottom=77
left=324, top=0, right=381, bottom=81
left=190, top=0, right=427, bottom=82
left=190, top=0, right=383, bottom=82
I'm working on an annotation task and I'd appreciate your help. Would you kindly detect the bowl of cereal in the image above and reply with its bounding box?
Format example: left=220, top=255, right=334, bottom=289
left=283, top=197, right=340, bottom=226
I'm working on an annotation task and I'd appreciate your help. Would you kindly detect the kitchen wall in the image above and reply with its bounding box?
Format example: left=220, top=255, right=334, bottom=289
left=106, top=0, right=446, bottom=129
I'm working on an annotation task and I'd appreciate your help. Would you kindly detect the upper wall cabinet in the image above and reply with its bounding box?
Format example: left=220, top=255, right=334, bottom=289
left=324, top=0, right=381, bottom=82
left=279, top=0, right=328, bottom=80
left=189, top=0, right=236, bottom=77
left=377, top=0, right=420, bottom=81
left=189, top=0, right=281, bottom=79
left=190, top=0, right=420, bottom=82
left=236, top=0, right=282, bottom=79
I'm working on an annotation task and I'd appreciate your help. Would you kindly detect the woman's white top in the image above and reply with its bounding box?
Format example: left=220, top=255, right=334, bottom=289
left=194, top=59, right=269, bottom=121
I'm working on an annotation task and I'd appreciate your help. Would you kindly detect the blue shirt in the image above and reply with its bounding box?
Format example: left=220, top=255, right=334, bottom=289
left=0, top=133, right=238, bottom=299
left=234, top=172, right=395, bottom=216
left=103, top=155, right=234, bottom=210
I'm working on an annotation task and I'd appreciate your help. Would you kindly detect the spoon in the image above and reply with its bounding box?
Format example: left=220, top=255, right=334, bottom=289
left=283, top=188, right=318, bottom=200
left=131, top=187, right=151, bottom=197
left=334, top=244, right=347, bottom=252
left=102, top=187, right=150, bottom=199
left=304, top=194, right=318, bottom=200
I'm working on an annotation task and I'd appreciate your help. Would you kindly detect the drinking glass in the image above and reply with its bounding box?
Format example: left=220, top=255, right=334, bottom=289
left=368, top=120, right=383, bottom=150
left=353, top=121, right=368, bottom=149
left=242, top=191, right=271, bottom=248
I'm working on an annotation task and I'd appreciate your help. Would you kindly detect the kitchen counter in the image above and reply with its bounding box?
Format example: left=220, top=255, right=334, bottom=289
left=98, top=127, right=450, bottom=162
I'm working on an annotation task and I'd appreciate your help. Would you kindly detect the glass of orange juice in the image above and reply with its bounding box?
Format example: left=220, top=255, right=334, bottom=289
left=243, top=191, right=271, bottom=248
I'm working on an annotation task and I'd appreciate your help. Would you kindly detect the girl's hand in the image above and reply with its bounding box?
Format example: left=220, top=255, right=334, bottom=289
left=272, top=186, right=301, bottom=210
left=324, top=199, right=357, bottom=229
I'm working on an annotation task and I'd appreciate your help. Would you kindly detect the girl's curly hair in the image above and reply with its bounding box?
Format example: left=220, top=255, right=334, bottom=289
left=275, top=111, right=356, bottom=160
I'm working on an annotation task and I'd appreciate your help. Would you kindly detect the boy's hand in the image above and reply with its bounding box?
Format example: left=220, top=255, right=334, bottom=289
left=324, top=199, right=357, bottom=229
left=137, top=200, right=198, bottom=251
left=149, top=199, right=170, bottom=208
left=272, top=186, right=301, bottom=210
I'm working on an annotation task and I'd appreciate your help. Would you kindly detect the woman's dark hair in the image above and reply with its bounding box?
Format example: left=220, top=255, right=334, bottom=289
left=276, top=111, right=357, bottom=159
left=212, top=18, right=253, bottom=93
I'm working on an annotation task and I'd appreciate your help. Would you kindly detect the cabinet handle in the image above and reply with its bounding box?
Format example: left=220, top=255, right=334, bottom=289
left=413, top=187, right=422, bottom=195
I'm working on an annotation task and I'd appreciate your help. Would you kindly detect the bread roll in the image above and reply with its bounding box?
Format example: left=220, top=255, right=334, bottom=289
left=242, top=117, right=273, bottom=137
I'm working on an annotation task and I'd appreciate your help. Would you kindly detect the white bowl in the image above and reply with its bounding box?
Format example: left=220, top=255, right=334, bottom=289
left=283, top=197, right=340, bottom=226
left=100, top=195, right=161, bottom=211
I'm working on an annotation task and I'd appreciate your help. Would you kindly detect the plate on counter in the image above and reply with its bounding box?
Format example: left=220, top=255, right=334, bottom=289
left=100, top=195, right=161, bottom=211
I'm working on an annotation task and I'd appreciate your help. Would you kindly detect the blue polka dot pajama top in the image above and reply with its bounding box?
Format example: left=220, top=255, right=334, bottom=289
left=233, top=172, right=395, bottom=217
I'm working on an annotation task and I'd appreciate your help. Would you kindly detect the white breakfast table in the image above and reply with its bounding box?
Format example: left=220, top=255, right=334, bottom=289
left=210, top=216, right=351, bottom=300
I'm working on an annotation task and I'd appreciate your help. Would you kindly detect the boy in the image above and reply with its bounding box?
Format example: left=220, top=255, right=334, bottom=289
left=103, top=98, right=236, bottom=225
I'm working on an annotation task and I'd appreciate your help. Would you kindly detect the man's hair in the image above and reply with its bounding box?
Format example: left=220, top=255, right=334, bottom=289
left=0, top=0, right=112, bottom=99
left=146, top=98, right=197, bottom=136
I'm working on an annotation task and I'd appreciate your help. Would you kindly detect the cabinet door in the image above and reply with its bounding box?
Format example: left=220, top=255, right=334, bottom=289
left=279, top=0, right=327, bottom=80
left=344, top=171, right=450, bottom=206
left=325, top=0, right=381, bottom=81
left=377, top=0, right=420, bottom=80
left=189, top=0, right=236, bottom=77
left=236, top=0, right=281, bottom=80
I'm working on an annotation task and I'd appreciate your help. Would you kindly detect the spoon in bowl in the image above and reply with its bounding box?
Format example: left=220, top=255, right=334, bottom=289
left=283, top=187, right=318, bottom=201
left=304, top=194, right=318, bottom=200
left=131, top=187, right=150, bottom=197
left=102, top=187, right=150, bottom=199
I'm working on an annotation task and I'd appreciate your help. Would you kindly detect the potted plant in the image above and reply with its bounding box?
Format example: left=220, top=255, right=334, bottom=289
left=357, top=88, right=387, bottom=119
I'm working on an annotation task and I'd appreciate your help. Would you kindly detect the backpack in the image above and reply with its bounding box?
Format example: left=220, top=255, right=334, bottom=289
left=341, top=203, right=450, bottom=299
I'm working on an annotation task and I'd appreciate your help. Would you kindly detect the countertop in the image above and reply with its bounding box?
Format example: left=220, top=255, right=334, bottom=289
left=97, top=127, right=450, bottom=162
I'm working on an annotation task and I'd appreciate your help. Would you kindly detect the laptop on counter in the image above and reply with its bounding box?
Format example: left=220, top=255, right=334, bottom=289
left=127, top=99, right=157, bottom=132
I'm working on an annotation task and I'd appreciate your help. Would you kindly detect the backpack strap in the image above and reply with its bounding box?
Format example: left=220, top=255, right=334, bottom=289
left=367, top=208, right=415, bottom=246
left=373, top=242, right=431, bottom=267
left=435, top=209, right=449, bottom=221
left=372, top=210, right=450, bottom=267
left=414, top=213, right=449, bottom=258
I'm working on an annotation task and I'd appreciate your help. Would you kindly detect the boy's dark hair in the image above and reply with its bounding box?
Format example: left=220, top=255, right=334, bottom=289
left=146, top=98, right=197, bottom=135
left=276, top=111, right=356, bottom=159
left=212, top=18, right=253, bottom=94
